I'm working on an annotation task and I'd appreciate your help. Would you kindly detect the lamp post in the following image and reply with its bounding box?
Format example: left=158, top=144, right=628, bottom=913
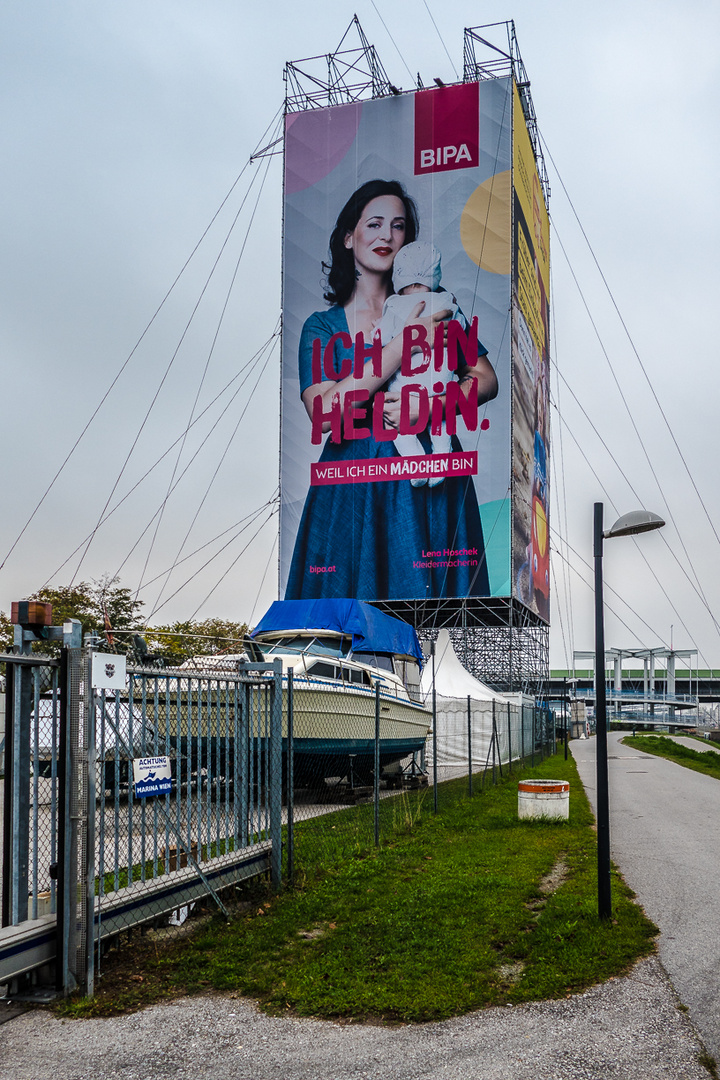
left=594, top=504, right=665, bottom=920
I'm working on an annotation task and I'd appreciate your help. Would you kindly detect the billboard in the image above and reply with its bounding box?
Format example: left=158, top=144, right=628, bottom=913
left=511, top=84, right=551, bottom=622
left=280, top=77, right=548, bottom=611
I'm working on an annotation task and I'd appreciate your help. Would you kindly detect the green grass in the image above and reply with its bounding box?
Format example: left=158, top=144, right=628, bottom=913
left=59, top=752, right=657, bottom=1021
left=623, top=734, right=720, bottom=781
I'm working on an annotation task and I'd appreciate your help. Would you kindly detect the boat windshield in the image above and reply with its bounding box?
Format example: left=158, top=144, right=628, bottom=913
left=256, top=634, right=349, bottom=658
left=350, top=651, right=394, bottom=673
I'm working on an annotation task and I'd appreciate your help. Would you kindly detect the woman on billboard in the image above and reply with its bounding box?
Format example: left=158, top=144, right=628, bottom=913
left=285, top=179, right=498, bottom=601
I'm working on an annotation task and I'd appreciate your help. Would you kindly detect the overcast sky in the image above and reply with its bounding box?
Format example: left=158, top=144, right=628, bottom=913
left=2, top=0, right=719, bottom=670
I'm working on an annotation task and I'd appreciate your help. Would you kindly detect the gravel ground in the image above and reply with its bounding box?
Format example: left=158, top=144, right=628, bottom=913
left=0, top=956, right=712, bottom=1080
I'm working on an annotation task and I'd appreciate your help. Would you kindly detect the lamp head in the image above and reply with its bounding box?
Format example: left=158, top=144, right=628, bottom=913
left=604, top=510, right=665, bottom=539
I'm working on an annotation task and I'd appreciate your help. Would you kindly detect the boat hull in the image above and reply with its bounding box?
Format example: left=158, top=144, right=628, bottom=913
left=152, top=679, right=430, bottom=785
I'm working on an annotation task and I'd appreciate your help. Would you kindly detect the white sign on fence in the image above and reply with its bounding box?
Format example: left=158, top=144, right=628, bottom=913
left=91, top=652, right=127, bottom=691
left=132, top=756, right=173, bottom=798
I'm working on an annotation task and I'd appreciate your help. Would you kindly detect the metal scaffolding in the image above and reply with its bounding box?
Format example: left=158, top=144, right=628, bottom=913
left=284, top=16, right=394, bottom=112
left=372, top=598, right=549, bottom=696
left=463, top=22, right=549, bottom=199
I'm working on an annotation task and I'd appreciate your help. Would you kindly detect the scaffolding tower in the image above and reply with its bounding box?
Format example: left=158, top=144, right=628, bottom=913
left=283, top=19, right=550, bottom=698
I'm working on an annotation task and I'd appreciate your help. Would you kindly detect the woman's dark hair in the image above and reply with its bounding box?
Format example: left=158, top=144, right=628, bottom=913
left=323, top=179, right=419, bottom=306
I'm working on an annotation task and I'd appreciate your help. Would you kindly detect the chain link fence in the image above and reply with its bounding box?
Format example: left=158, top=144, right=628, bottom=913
left=2, top=641, right=553, bottom=998
left=87, top=658, right=283, bottom=992
left=283, top=675, right=554, bottom=887
left=1, top=657, right=62, bottom=928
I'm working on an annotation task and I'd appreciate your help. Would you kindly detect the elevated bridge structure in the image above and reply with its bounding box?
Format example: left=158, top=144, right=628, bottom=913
left=547, top=673, right=720, bottom=704
left=546, top=646, right=720, bottom=730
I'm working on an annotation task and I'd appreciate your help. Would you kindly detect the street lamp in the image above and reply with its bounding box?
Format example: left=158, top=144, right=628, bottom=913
left=594, top=503, right=665, bottom=919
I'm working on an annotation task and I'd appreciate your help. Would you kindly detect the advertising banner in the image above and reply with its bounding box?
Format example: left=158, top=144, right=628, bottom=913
left=511, top=84, right=551, bottom=623
left=280, top=79, right=515, bottom=602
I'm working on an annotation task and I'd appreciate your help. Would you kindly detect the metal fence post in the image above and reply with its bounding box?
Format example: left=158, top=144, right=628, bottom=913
left=521, top=705, right=525, bottom=769
left=491, top=699, right=497, bottom=784
left=4, top=661, right=32, bottom=926
left=374, top=683, right=380, bottom=847
left=84, top=662, right=97, bottom=997
left=1, top=662, right=16, bottom=927
left=507, top=701, right=512, bottom=775
left=467, top=695, right=472, bottom=797
left=59, top=643, right=82, bottom=993
left=270, top=659, right=283, bottom=889
left=431, top=640, right=438, bottom=814
left=287, top=668, right=294, bottom=885
left=239, top=684, right=249, bottom=848
left=531, top=707, right=536, bottom=768
left=564, top=677, right=569, bottom=761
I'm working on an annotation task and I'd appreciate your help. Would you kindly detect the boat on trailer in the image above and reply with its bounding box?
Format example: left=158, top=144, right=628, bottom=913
left=102, top=600, right=431, bottom=793
left=249, top=599, right=431, bottom=786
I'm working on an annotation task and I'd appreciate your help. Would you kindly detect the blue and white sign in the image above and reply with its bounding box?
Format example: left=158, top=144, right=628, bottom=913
left=132, top=756, right=173, bottom=798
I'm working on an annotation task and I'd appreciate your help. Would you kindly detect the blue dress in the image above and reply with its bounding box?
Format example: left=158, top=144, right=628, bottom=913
left=285, top=305, right=490, bottom=601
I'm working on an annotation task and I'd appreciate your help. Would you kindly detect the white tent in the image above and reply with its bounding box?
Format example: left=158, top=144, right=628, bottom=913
left=421, top=629, right=500, bottom=701
left=421, top=630, right=534, bottom=769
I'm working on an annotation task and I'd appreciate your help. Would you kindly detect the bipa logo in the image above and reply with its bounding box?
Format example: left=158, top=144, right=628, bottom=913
left=419, top=145, right=473, bottom=170
left=414, top=83, right=479, bottom=176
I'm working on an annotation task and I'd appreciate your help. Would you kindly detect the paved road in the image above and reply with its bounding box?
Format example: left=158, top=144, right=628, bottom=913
left=666, top=734, right=720, bottom=756
left=571, top=731, right=720, bottom=1061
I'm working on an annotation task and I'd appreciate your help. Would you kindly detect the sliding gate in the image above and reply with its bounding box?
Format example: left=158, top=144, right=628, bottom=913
left=1, top=642, right=283, bottom=996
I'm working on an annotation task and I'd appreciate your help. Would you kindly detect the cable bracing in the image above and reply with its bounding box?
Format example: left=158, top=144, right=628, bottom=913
left=0, top=104, right=285, bottom=579
left=41, top=325, right=280, bottom=588
left=550, top=401, right=712, bottom=667
left=75, top=123, right=281, bottom=590
left=113, top=334, right=277, bottom=589
left=540, top=131, right=720, bottom=554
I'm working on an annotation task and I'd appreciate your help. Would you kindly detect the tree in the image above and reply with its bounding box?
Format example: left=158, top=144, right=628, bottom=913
left=1, top=576, right=248, bottom=663
left=145, top=617, right=249, bottom=665
left=0, top=576, right=145, bottom=656
left=0, top=610, right=13, bottom=653
left=28, top=576, right=144, bottom=643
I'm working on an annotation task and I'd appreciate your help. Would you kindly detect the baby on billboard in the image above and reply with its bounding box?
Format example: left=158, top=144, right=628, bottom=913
left=379, top=239, right=468, bottom=486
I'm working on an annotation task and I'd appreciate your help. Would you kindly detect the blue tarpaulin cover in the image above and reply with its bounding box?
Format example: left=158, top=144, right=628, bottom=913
left=252, top=599, right=423, bottom=666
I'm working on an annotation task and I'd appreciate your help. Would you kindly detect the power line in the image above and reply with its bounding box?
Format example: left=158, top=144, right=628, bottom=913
left=41, top=326, right=280, bottom=587
left=540, top=130, right=720, bottom=554
left=137, top=146, right=279, bottom=608
left=0, top=104, right=284, bottom=577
